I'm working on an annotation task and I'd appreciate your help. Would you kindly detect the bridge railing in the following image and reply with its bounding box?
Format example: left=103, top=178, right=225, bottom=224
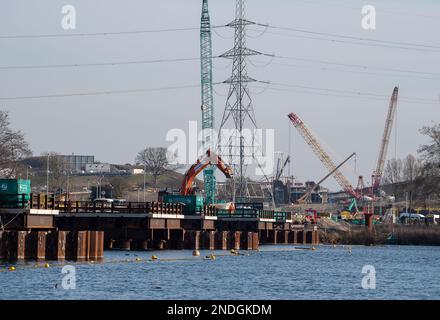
left=0, top=193, right=185, bottom=215
left=0, top=193, right=29, bottom=209
left=57, top=200, right=184, bottom=214
left=216, top=208, right=292, bottom=221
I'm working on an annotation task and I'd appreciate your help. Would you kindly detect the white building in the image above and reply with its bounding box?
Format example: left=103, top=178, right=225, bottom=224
left=131, top=168, right=145, bottom=175
left=85, top=163, right=111, bottom=174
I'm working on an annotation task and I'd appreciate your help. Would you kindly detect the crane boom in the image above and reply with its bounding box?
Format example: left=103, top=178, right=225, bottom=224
left=275, top=155, right=290, bottom=181
left=297, top=152, right=356, bottom=204
left=372, top=87, right=399, bottom=189
left=200, top=0, right=216, bottom=204
left=288, top=113, right=358, bottom=198
left=181, top=150, right=233, bottom=196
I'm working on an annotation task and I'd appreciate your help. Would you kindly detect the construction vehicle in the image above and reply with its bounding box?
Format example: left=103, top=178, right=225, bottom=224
left=163, top=150, right=233, bottom=214
left=297, top=152, right=356, bottom=204
left=181, top=149, right=233, bottom=196
left=370, top=86, right=399, bottom=198
left=288, top=113, right=361, bottom=200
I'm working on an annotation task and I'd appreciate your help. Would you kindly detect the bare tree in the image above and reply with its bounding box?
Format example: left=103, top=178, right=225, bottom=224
left=402, top=154, right=421, bottom=182
left=41, top=152, right=68, bottom=192
left=418, top=123, right=440, bottom=164
left=0, top=111, right=32, bottom=178
left=401, top=154, right=422, bottom=208
left=417, top=123, right=440, bottom=202
left=136, top=147, right=178, bottom=188
left=383, top=158, right=403, bottom=185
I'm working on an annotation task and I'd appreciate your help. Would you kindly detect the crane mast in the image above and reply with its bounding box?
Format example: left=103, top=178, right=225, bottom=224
left=200, top=0, right=216, bottom=204
left=372, top=87, right=399, bottom=190
left=288, top=113, right=358, bottom=199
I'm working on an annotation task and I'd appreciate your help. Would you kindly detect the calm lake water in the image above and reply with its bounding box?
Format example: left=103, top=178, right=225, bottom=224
left=1, top=245, right=439, bottom=300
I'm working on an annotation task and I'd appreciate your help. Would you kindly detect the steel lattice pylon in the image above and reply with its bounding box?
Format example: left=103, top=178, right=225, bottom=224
left=200, top=0, right=216, bottom=204
left=218, top=0, right=261, bottom=201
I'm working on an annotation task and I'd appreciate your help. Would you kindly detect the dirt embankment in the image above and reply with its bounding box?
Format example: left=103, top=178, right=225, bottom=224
left=319, top=221, right=440, bottom=246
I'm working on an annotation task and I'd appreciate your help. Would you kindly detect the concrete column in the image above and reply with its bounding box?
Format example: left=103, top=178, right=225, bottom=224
left=269, top=230, right=278, bottom=244
left=240, top=232, right=253, bottom=250
left=119, top=239, right=131, bottom=251
left=232, top=231, right=241, bottom=250
left=77, top=231, right=90, bottom=260
left=36, top=231, right=47, bottom=260
left=305, top=230, right=313, bottom=244
left=282, top=231, right=289, bottom=244
left=252, top=232, right=259, bottom=250
left=216, top=231, right=228, bottom=250
left=297, top=230, right=304, bottom=244
left=58, top=231, right=67, bottom=260
left=202, top=230, right=215, bottom=250
left=364, top=213, right=373, bottom=233
left=184, top=230, right=200, bottom=250
left=139, top=240, right=149, bottom=250
left=17, top=231, right=27, bottom=259
left=89, top=231, right=104, bottom=260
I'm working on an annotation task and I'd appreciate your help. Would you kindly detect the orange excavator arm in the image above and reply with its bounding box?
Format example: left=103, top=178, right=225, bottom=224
left=181, top=150, right=233, bottom=195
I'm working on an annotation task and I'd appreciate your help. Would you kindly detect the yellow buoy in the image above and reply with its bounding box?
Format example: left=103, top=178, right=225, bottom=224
left=44, top=263, right=50, bottom=268
left=230, top=249, right=236, bottom=254
left=205, top=254, right=216, bottom=260
left=192, top=250, right=200, bottom=257
left=151, top=255, right=158, bottom=261
left=8, top=266, right=16, bottom=271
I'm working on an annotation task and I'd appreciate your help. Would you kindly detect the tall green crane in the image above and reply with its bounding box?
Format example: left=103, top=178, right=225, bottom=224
left=200, top=0, right=216, bottom=204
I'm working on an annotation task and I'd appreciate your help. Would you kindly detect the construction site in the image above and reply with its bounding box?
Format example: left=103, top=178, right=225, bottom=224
left=1, top=0, right=440, bottom=263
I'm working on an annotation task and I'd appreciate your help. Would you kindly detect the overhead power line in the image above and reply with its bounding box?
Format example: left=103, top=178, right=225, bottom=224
left=264, top=25, right=440, bottom=50
left=0, top=25, right=226, bottom=39
left=268, top=82, right=439, bottom=103
left=290, top=0, right=440, bottom=20
left=0, top=84, right=204, bottom=101
left=0, top=57, right=210, bottom=70
left=251, top=85, right=439, bottom=106
left=249, top=25, right=440, bottom=52
left=262, top=60, right=440, bottom=81
left=265, top=54, right=440, bottom=77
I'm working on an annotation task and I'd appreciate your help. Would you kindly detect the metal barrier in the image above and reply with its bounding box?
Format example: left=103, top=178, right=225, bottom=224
left=216, top=208, right=292, bottom=222
left=0, top=193, right=184, bottom=215
left=0, top=193, right=32, bottom=209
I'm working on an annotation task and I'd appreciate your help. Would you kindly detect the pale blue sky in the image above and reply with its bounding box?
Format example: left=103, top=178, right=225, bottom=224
left=0, top=0, right=439, bottom=190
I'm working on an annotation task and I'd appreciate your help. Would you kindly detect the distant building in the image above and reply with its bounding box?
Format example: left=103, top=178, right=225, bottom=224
left=131, top=168, right=145, bottom=175
left=85, top=163, right=111, bottom=174
left=62, top=155, right=94, bottom=173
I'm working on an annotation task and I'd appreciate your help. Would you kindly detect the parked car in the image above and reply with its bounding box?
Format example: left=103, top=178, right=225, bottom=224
left=399, top=212, right=425, bottom=223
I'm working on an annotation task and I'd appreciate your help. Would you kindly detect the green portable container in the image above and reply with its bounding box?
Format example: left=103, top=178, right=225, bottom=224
left=0, top=179, right=31, bottom=207
left=162, top=194, right=204, bottom=213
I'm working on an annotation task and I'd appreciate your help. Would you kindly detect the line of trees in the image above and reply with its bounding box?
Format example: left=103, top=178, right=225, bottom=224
left=383, top=123, right=440, bottom=206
